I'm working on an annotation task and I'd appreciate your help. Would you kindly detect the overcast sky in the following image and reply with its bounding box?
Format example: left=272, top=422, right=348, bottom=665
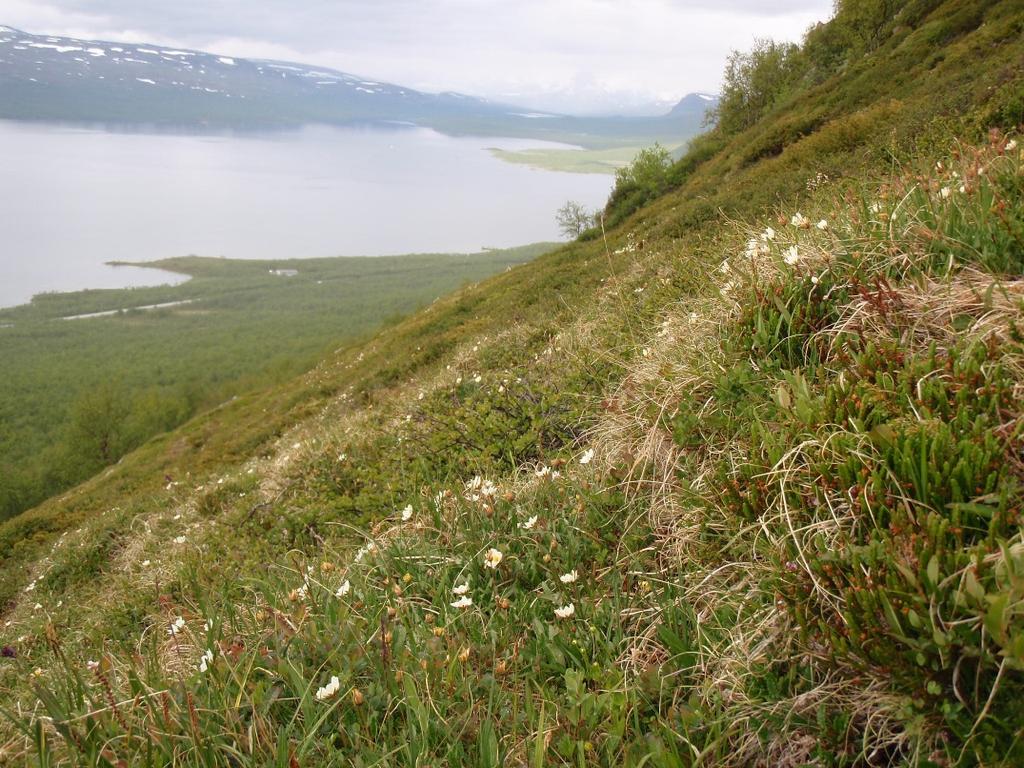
left=0, top=0, right=834, bottom=113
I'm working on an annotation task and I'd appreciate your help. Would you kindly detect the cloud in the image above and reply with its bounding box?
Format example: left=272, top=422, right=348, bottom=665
left=0, top=0, right=834, bottom=112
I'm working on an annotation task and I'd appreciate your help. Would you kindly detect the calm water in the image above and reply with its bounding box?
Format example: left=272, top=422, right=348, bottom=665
left=0, top=121, right=611, bottom=308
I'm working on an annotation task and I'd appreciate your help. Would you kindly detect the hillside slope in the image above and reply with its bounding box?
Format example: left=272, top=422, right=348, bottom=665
left=2, top=1, right=1024, bottom=765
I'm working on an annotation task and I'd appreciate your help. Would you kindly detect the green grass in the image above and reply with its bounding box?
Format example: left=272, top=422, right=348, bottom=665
left=489, top=145, right=673, bottom=175
left=0, top=245, right=554, bottom=524
left=2, top=1, right=1024, bottom=764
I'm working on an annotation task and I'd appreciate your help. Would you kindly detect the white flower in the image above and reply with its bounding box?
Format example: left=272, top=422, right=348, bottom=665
left=452, top=582, right=470, bottom=596
left=337, top=453, right=347, bottom=462
left=579, top=448, right=595, bottom=465
left=790, top=212, right=810, bottom=228
left=554, top=603, right=576, bottom=619
left=869, top=202, right=881, bottom=214
left=464, top=476, right=498, bottom=501
left=198, top=648, right=214, bottom=673
left=204, top=619, right=213, bottom=632
left=520, top=515, right=538, bottom=530
left=559, top=570, right=579, bottom=584
left=450, top=595, right=473, bottom=609
left=315, top=675, right=341, bottom=702
left=483, top=548, right=503, bottom=569
left=719, top=260, right=731, bottom=274
left=400, top=504, right=413, bottom=522
left=141, top=560, right=151, bottom=567
left=86, top=660, right=100, bottom=672
left=1006, top=139, right=1018, bottom=152
left=782, top=246, right=800, bottom=266
left=335, top=580, right=351, bottom=598
left=940, top=186, right=952, bottom=199
left=168, top=617, right=186, bottom=636
left=473, top=374, right=482, bottom=384
left=354, top=543, right=376, bottom=563
left=761, top=227, right=776, bottom=242
left=688, top=312, right=699, bottom=325
left=815, top=219, right=829, bottom=231
left=535, top=465, right=560, bottom=480
left=173, top=536, right=187, bottom=545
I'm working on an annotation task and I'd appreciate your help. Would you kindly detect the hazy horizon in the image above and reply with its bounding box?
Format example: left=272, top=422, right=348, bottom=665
left=0, top=0, right=833, bottom=115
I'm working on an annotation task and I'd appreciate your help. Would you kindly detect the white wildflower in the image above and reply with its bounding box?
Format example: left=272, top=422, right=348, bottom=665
left=400, top=504, right=413, bottom=522
left=168, top=617, right=186, bottom=636
left=335, top=580, right=351, bottom=598
left=452, top=582, right=470, bottom=596
left=86, top=660, right=100, bottom=672
left=554, top=603, right=576, bottom=619
left=579, top=448, right=595, bottom=465
left=315, top=675, right=341, bottom=702
left=520, top=515, right=538, bottom=530
left=173, top=535, right=187, bottom=545
left=761, top=226, right=776, bottom=241
left=354, top=542, right=376, bottom=563
left=940, top=186, right=952, bottom=199
left=782, top=246, right=800, bottom=266
left=534, top=465, right=560, bottom=480
left=790, top=212, right=810, bottom=228
left=559, top=570, right=579, bottom=584
left=450, top=595, right=473, bottom=609
left=719, top=260, right=731, bottom=274
left=1006, top=139, right=1018, bottom=152
left=198, top=648, right=214, bottom=673
left=815, top=219, right=829, bottom=231
left=483, top=548, right=503, bottom=569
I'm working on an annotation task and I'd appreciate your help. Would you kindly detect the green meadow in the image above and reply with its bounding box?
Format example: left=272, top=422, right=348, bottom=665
left=0, top=245, right=554, bottom=523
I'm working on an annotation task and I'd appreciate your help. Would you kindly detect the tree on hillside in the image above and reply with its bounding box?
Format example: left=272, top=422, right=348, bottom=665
left=64, top=382, right=131, bottom=474
left=602, top=143, right=675, bottom=227
left=555, top=201, right=597, bottom=239
left=834, top=0, right=903, bottom=55
left=712, top=39, right=802, bottom=136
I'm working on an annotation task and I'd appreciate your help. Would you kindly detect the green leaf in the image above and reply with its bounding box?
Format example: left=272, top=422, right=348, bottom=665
left=984, top=594, right=1009, bottom=643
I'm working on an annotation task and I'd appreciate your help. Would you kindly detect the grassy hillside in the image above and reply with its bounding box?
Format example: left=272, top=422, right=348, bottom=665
left=0, top=246, right=550, bottom=524
left=2, top=1, right=1024, bottom=765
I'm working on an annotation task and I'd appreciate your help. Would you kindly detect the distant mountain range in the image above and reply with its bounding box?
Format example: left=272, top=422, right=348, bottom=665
left=0, top=26, right=717, bottom=148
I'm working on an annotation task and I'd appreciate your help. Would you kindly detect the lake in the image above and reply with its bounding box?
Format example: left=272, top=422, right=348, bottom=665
left=0, top=120, right=612, bottom=309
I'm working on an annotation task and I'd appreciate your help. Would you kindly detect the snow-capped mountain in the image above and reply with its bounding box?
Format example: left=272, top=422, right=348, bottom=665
left=668, top=92, right=719, bottom=119
left=0, top=26, right=716, bottom=145
left=0, top=26, right=505, bottom=127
